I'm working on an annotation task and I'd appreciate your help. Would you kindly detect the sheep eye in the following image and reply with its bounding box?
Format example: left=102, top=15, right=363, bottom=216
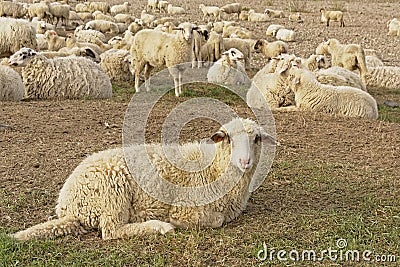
left=254, top=134, right=261, bottom=144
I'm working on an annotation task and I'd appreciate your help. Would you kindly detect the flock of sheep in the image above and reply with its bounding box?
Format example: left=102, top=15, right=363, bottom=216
left=2, top=0, right=400, bottom=240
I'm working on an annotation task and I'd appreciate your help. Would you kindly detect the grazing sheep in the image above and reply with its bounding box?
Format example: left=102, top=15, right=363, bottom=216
left=158, top=1, right=169, bottom=13
left=74, top=25, right=106, bottom=44
left=199, top=4, right=220, bottom=22
left=28, top=1, right=51, bottom=21
left=223, top=38, right=252, bottom=70
left=248, top=9, right=270, bottom=22
left=131, top=23, right=198, bottom=96
left=207, top=48, right=247, bottom=86
left=110, top=2, right=130, bottom=16
left=8, top=47, right=112, bottom=99
left=264, top=8, right=285, bottom=18
left=366, top=55, right=384, bottom=68
left=201, top=31, right=224, bottom=66
left=220, top=3, right=242, bottom=20
left=266, top=24, right=285, bottom=37
left=316, top=66, right=367, bottom=91
left=11, top=117, right=275, bottom=241
left=114, top=14, right=135, bottom=24
left=285, top=65, right=378, bottom=119
left=0, top=17, right=37, bottom=57
left=386, top=18, right=400, bottom=36
left=44, top=30, right=66, bottom=51
left=0, top=65, right=24, bottom=101
left=288, top=12, right=303, bottom=23
left=92, top=11, right=116, bottom=22
left=315, top=38, right=367, bottom=84
left=320, top=8, right=344, bottom=27
left=88, top=2, right=110, bottom=14
left=253, top=39, right=288, bottom=60
left=366, top=66, right=400, bottom=90
left=85, top=20, right=119, bottom=34
left=0, top=1, right=27, bottom=18
left=100, top=49, right=133, bottom=82
left=272, top=28, right=295, bottom=42
left=167, top=4, right=185, bottom=15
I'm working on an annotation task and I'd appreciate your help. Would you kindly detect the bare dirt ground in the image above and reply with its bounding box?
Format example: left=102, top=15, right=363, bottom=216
left=1, top=0, right=400, bottom=266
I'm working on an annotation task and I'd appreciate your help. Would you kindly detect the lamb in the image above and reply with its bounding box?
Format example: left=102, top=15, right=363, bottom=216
left=320, top=8, right=344, bottom=27
left=199, top=4, right=220, bottom=22
left=0, top=18, right=37, bottom=57
left=85, top=20, right=119, bottom=34
left=8, top=47, right=112, bottom=99
left=114, top=14, right=135, bottom=24
left=100, top=49, right=133, bottom=82
left=283, top=65, right=378, bottom=119
left=131, top=23, right=198, bottom=96
left=315, top=38, right=368, bottom=84
left=223, top=38, right=252, bottom=70
left=44, top=30, right=66, bottom=51
left=248, top=9, right=270, bottom=22
left=158, top=1, right=169, bottom=13
left=0, top=65, right=24, bottom=101
left=265, top=24, right=285, bottom=37
left=220, top=3, right=242, bottom=20
left=0, top=1, right=27, bottom=18
left=201, top=31, right=224, bottom=66
left=387, top=18, right=400, bottom=36
left=11, top=117, right=275, bottom=241
left=88, top=2, right=110, bottom=14
left=74, top=25, right=106, bottom=44
left=365, top=66, right=400, bottom=90
left=264, top=8, right=285, bottom=18
left=272, top=28, right=295, bottom=42
left=253, top=39, right=288, bottom=60
left=207, top=48, right=248, bottom=86
left=92, top=11, right=116, bottom=22
left=167, top=4, right=185, bottom=15
left=110, top=2, right=130, bottom=16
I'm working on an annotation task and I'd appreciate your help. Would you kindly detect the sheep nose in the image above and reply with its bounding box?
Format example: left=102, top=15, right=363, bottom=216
left=239, top=158, right=251, bottom=169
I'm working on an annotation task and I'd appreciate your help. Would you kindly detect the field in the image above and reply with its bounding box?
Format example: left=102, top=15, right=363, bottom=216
left=1, top=0, right=400, bottom=266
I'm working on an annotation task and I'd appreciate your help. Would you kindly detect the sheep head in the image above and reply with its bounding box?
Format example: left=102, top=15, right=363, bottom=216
left=8, top=48, right=38, bottom=67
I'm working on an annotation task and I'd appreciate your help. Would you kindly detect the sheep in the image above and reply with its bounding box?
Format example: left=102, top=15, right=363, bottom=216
left=100, top=49, right=133, bottom=82
left=68, top=11, right=84, bottom=28
left=74, top=25, right=106, bottom=44
left=315, top=38, right=368, bottom=84
left=44, top=30, right=66, bottom=51
left=158, top=1, right=169, bottom=13
left=11, top=117, right=276, bottom=241
left=0, top=18, right=37, bottom=57
left=110, top=2, right=130, bottom=16
left=238, top=11, right=249, bottom=21
left=131, top=23, right=198, bottom=96
left=167, top=4, right=185, bottom=15
left=210, top=21, right=235, bottom=34
left=48, top=3, right=70, bottom=27
left=223, top=38, right=252, bottom=70
left=301, top=54, right=327, bottom=71
left=92, top=11, right=116, bottom=22
left=147, top=0, right=159, bottom=12
left=199, top=4, right=220, bottom=22
left=128, top=21, right=143, bottom=35
left=8, top=47, right=112, bottom=99
left=248, top=9, right=270, bottom=22
left=272, top=28, right=295, bottom=42
left=315, top=66, right=367, bottom=91
left=265, top=24, right=285, bottom=37
left=88, top=2, right=110, bottom=14
left=366, top=55, right=384, bottom=68
left=151, top=17, right=178, bottom=27
left=77, top=12, right=93, bottom=22
left=264, top=8, right=285, bottom=18
left=140, top=10, right=156, bottom=26
left=229, top=28, right=254, bottom=39
left=40, top=47, right=100, bottom=62
left=201, top=31, right=224, bottom=66
left=111, top=31, right=134, bottom=50
left=253, top=39, right=288, bottom=60
left=283, top=65, right=378, bottom=119
left=288, top=12, right=303, bottom=23
left=387, top=18, right=400, bottom=36
left=320, top=8, right=344, bottom=27
left=28, top=1, right=51, bottom=21
left=114, top=14, right=135, bottom=24
left=0, top=65, right=24, bottom=101
left=207, top=48, right=247, bottom=86
left=65, top=33, right=103, bottom=55
left=0, top=1, right=27, bottom=18
left=85, top=20, right=119, bottom=34
left=36, top=33, right=48, bottom=50
left=75, top=3, right=89, bottom=13
left=365, top=66, right=400, bottom=90
left=220, top=3, right=242, bottom=20
left=222, top=24, right=245, bottom=38
left=35, top=20, right=55, bottom=34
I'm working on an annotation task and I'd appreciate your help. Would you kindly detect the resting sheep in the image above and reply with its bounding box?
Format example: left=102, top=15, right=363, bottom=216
left=8, top=48, right=112, bottom=100
left=253, top=39, right=288, bottom=60
left=85, top=20, right=119, bottom=34
left=199, top=4, right=220, bottom=22
left=272, top=28, right=296, bottom=42
left=387, top=18, right=400, bottom=36
left=248, top=9, right=270, bottom=22
left=92, top=11, right=116, bottom=22
left=366, top=55, right=384, bottom=68
left=44, top=30, right=66, bottom=51
left=315, top=66, right=367, bottom=91
left=88, top=2, right=110, bottom=14
left=131, top=23, right=198, bottom=96
left=207, top=48, right=247, bottom=86
left=266, top=24, right=285, bottom=37
left=167, top=4, right=185, bottom=15
left=365, top=66, right=400, bottom=90
left=264, top=8, right=285, bottom=18
left=11, top=117, right=275, bottom=240
left=100, top=49, right=133, bottom=82
left=74, top=25, right=106, bottom=44
left=288, top=12, right=303, bottom=23
left=0, top=65, right=24, bottom=101
left=320, top=8, right=344, bottom=27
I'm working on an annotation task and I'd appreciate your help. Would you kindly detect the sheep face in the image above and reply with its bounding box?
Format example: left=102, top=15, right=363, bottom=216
left=223, top=48, right=244, bottom=61
left=8, top=48, right=38, bottom=67
left=211, top=118, right=273, bottom=172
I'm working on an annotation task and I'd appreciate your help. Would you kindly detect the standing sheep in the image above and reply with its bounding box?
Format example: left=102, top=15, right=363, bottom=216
left=110, top=2, right=130, bottom=16
left=0, top=65, right=24, bottom=101
left=131, top=23, right=198, bottom=96
left=88, top=2, right=110, bottom=14
left=320, top=8, right=345, bottom=27
left=100, top=49, right=133, bottom=82
left=11, top=117, right=275, bottom=240
left=28, top=1, right=51, bottom=21
left=220, top=3, right=242, bottom=20
left=0, top=1, right=27, bottom=18
left=48, top=3, right=70, bottom=27
left=8, top=48, right=112, bottom=99
left=158, top=1, right=169, bottom=13
left=201, top=31, right=224, bottom=66
left=223, top=37, right=252, bottom=70
left=0, top=18, right=37, bottom=57
left=147, top=0, right=159, bottom=12
left=199, top=4, right=220, bottom=22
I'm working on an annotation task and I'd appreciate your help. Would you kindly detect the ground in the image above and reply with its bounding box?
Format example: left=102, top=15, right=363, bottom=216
left=0, top=0, right=399, bottom=266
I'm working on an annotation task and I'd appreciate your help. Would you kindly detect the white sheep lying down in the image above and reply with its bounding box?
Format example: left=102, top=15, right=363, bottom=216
left=366, top=66, right=400, bottom=90
left=11, top=117, right=276, bottom=240
left=8, top=48, right=112, bottom=100
left=0, top=65, right=24, bottom=101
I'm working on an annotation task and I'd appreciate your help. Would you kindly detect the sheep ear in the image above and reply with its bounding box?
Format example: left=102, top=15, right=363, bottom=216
left=211, top=131, right=226, bottom=143
left=84, top=48, right=96, bottom=59
left=292, top=76, right=300, bottom=85
left=278, top=64, right=289, bottom=74
left=254, top=40, right=262, bottom=50
left=259, top=132, right=277, bottom=145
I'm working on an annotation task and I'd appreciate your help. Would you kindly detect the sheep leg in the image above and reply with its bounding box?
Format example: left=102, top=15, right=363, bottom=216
left=11, top=216, right=86, bottom=241
left=169, top=211, right=224, bottom=229
left=134, top=61, right=145, bottom=93
left=144, top=63, right=153, bottom=92
left=101, top=220, right=175, bottom=240
left=274, top=105, right=299, bottom=112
